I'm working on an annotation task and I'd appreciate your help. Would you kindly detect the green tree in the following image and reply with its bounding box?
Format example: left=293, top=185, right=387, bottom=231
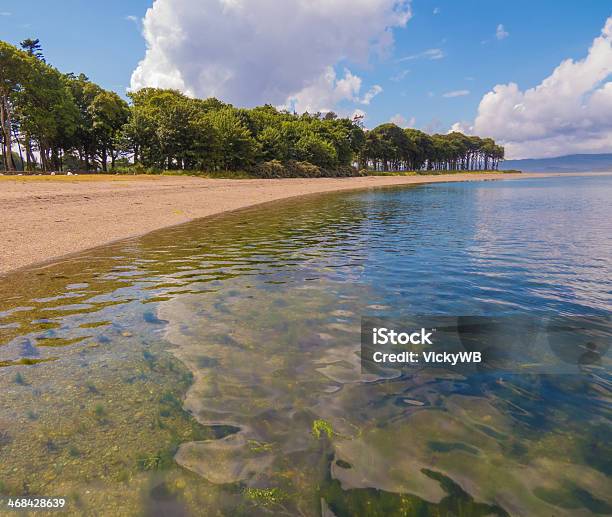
left=1, top=40, right=504, bottom=176
left=257, top=126, right=287, bottom=162
left=0, top=41, right=31, bottom=170
left=20, top=38, right=44, bottom=61
left=89, top=90, right=129, bottom=171
left=16, top=59, right=79, bottom=171
left=295, top=133, right=338, bottom=168
left=207, top=108, right=259, bottom=170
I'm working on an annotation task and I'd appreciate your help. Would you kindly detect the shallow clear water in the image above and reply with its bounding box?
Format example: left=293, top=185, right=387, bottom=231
left=0, top=174, right=611, bottom=516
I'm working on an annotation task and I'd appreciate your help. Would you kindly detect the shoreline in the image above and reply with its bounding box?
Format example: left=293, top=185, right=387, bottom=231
left=0, top=172, right=573, bottom=275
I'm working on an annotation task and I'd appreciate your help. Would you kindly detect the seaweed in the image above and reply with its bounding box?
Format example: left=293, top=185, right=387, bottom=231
left=312, top=419, right=334, bottom=439
left=322, top=468, right=509, bottom=517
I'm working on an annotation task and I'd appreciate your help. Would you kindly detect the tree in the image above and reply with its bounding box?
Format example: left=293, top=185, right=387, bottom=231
left=20, top=38, right=44, bottom=61
left=1, top=40, right=504, bottom=175
left=404, top=129, right=432, bottom=170
left=122, top=88, right=202, bottom=169
left=15, top=59, right=79, bottom=171
left=295, top=133, right=337, bottom=168
left=206, top=108, right=258, bottom=170
left=367, top=123, right=411, bottom=171
left=257, top=126, right=287, bottom=162
left=89, top=90, right=129, bottom=170
left=0, top=41, right=26, bottom=171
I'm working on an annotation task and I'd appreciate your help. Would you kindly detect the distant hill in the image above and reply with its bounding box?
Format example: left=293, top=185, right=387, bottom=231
left=502, top=153, right=612, bottom=172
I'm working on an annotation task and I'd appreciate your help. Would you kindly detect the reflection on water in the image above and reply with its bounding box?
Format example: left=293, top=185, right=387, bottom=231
left=0, top=175, right=611, bottom=516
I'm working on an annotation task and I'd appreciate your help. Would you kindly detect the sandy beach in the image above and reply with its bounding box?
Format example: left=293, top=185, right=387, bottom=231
left=0, top=172, right=549, bottom=275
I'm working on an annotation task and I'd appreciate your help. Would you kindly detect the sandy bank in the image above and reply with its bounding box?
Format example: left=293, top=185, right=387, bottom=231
left=0, top=172, right=550, bottom=274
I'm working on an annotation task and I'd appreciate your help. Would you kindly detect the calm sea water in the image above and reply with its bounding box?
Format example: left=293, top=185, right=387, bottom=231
left=0, top=174, right=610, bottom=516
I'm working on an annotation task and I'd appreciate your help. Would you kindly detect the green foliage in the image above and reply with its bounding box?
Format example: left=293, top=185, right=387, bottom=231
left=0, top=39, right=503, bottom=175
left=20, top=38, right=44, bottom=61
left=206, top=107, right=259, bottom=170
left=295, top=133, right=338, bottom=168
left=360, top=126, right=504, bottom=172
left=253, top=160, right=359, bottom=179
left=257, top=126, right=287, bottom=161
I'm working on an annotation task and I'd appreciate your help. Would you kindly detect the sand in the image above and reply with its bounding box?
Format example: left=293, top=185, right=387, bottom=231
left=0, top=172, right=547, bottom=275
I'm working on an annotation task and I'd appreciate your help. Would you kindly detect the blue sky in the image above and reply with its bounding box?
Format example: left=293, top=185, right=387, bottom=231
left=1, top=1, right=611, bottom=157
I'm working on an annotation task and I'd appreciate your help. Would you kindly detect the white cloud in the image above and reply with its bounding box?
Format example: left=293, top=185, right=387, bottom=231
left=455, top=17, right=612, bottom=158
left=390, top=69, right=409, bottom=82
left=433, top=7, right=440, bottom=15
left=398, top=47, right=444, bottom=61
left=130, top=0, right=411, bottom=113
left=390, top=114, right=416, bottom=127
left=360, top=84, right=383, bottom=105
left=125, top=15, right=140, bottom=23
left=283, top=70, right=382, bottom=113
left=442, top=89, right=470, bottom=98
left=284, top=67, right=359, bottom=113
left=496, top=24, right=509, bottom=40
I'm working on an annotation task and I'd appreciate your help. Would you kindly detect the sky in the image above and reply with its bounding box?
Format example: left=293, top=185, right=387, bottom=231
left=1, top=0, right=611, bottom=159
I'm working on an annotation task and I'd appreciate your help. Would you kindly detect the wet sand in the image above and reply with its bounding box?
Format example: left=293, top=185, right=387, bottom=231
left=0, top=172, right=548, bottom=274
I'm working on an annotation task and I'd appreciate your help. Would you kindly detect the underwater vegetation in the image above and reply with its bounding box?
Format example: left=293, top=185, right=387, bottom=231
left=1, top=177, right=611, bottom=515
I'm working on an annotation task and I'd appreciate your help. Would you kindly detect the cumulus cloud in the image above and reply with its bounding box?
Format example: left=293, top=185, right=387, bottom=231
left=283, top=67, right=353, bottom=113
left=125, top=15, right=139, bottom=23
left=130, top=0, right=411, bottom=112
left=454, top=17, right=612, bottom=158
left=442, top=89, right=470, bottom=98
left=390, top=114, right=416, bottom=127
left=281, top=68, right=383, bottom=113
left=496, top=24, right=509, bottom=40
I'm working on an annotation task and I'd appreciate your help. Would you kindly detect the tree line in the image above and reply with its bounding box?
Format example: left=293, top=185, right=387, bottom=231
left=1, top=39, right=504, bottom=175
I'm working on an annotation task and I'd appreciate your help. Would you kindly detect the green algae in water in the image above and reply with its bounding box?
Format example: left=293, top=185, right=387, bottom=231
left=533, top=484, right=612, bottom=514
left=312, top=419, right=335, bottom=439
left=322, top=469, right=509, bottom=517
left=0, top=181, right=610, bottom=515
left=244, top=487, right=289, bottom=507
left=0, top=357, right=58, bottom=367
left=427, top=441, right=480, bottom=455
